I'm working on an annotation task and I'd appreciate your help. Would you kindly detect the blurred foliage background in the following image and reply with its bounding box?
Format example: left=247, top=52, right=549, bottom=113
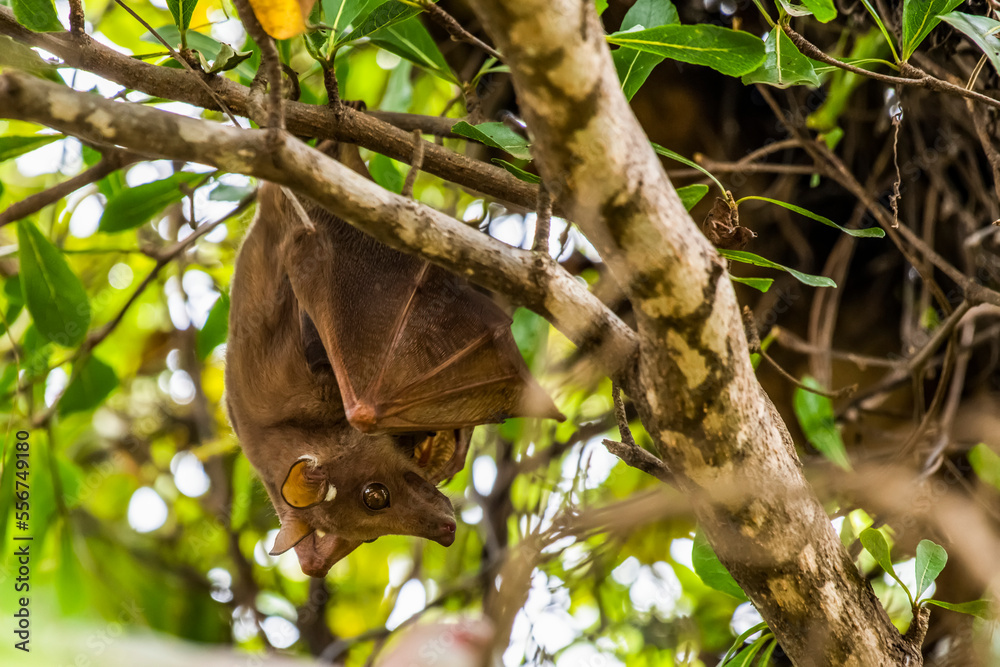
left=2, top=0, right=1000, bottom=665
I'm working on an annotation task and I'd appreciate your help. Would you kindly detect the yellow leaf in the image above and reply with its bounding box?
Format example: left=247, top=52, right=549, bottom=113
left=249, top=0, right=316, bottom=39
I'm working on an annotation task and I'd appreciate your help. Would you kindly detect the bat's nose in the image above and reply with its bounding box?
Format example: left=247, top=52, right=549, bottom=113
left=432, top=521, right=456, bottom=547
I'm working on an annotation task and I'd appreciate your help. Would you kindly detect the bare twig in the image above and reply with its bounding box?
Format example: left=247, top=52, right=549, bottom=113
left=401, top=129, right=424, bottom=198
left=231, top=0, right=283, bottom=135
left=532, top=183, right=551, bottom=254
left=417, top=0, right=503, bottom=61
left=0, top=150, right=135, bottom=226
left=784, top=26, right=1000, bottom=112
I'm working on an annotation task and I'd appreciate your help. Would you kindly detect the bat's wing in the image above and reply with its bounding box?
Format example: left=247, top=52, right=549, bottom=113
left=283, top=208, right=563, bottom=434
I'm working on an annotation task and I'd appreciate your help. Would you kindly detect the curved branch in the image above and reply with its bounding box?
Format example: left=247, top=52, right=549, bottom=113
left=0, top=71, right=636, bottom=377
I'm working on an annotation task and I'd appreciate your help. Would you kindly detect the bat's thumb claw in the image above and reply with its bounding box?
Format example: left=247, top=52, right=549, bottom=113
left=346, top=401, right=378, bottom=432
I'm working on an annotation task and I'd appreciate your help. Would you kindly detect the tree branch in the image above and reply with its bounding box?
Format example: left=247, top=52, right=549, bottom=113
left=0, top=71, right=636, bottom=378
left=469, top=1, right=915, bottom=664
left=0, top=5, right=538, bottom=211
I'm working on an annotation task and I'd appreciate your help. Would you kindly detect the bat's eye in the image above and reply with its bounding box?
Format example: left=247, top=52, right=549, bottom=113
left=362, top=483, right=391, bottom=510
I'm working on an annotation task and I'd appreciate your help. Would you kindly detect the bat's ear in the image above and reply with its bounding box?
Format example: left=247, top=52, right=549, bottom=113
left=294, top=531, right=362, bottom=577
left=414, top=429, right=472, bottom=484
left=270, top=516, right=314, bottom=555
left=281, top=455, right=336, bottom=509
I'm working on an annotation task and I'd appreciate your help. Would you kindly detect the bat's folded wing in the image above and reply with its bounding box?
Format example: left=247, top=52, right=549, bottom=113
left=286, top=222, right=563, bottom=434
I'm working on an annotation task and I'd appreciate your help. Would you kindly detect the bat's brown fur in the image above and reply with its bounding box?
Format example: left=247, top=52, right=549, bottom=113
left=226, top=164, right=561, bottom=576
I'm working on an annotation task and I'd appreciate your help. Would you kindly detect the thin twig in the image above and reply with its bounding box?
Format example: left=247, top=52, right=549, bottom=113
left=784, top=26, right=1000, bottom=112
left=0, top=151, right=135, bottom=226
left=532, top=183, right=551, bottom=254
left=401, top=129, right=424, bottom=198
left=68, top=0, right=85, bottom=33
left=417, top=0, right=503, bottom=61
left=112, top=0, right=240, bottom=126
left=231, top=0, right=283, bottom=134
left=759, top=349, right=857, bottom=399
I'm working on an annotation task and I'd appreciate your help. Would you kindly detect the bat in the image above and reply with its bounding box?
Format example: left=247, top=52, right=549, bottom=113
left=225, top=151, right=563, bottom=576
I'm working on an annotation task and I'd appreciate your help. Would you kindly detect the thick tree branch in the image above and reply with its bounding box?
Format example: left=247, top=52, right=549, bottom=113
left=0, top=71, right=636, bottom=377
left=0, top=5, right=537, bottom=211
left=470, top=1, right=914, bottom=664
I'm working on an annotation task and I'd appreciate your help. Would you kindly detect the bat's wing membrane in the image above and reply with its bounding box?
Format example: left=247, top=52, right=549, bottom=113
left=285, top=212, right=563, bottom=434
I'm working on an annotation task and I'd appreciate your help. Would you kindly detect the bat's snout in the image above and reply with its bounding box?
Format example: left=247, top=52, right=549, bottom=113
left=432, top=521, right=457, bottom=547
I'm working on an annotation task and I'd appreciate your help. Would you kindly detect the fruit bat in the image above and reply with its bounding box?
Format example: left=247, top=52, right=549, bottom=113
left=225, top=153, right=563, bottom=577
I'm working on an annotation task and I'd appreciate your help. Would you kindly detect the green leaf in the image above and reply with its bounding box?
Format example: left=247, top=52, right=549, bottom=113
left=651, top=143, right=726, bottom=195
left=606, top=24, right=766, bottom=77
left=323, top=0, right=383, bottom=34
left=720, top=622, right=768, bottom=664
left=718, top=249, right=837, bottom=287
left=166, top=0, right=198, bottom=31
left=860, top=527, right=914, bottom=604
left=209, top=183, right=255, bottom=201
left=859, top=0, right=901, bottom=62
left=59, top=355, right=119, bottom=416
left=914, top=539, right=948, bottom=601
left=12, top=0, right=63, bottom=32
left=196, top=293, right=229, bottom=360
left=380, top=58, right=413, bottom=112
left=940, top=12, right=1000, bottom=76
left=793, top=375, right=851, bottom=470
left=596, top=0, right=609, bottom=15
left=901, top=0, right=964, bottom=60
left=800, top=0, right=837, bottom=22
left=613, top=49, right=664, bottom=101
left=143, top=26, right=257, bottom=80
left=339, top=1, right=421, bottom=45
left=199, top=43, right=253, bottom=74
left=860, top=527, right=895, bottom=574
left=0, top=135, right=62, bottom=162
left=611, top=3, right=680, bottom=99
left=99, top=172, right=203, bottom=233
left=677, top=183, right=709, bottom=211
left=692, top=529, right=748, bottom=601
left=969, top=443, right=1000, bottom=491
left=0, top=276, right=25, bottom=336
left=0, top=35, right=63, bottom=82
left=724, top=634, right=769, bottom=666
left=730, top=275, right=774, bottom=293
left=737, top=196, right=885, bottom=237
left=757, top=638, right=779, bottom=667
left=452, top=121, right=532, bottom=161
left=492, top=159, right=540, bottom=184
left=924, top=599, right=994, bottom=619
left=17, top=220, right=91, bottom=347
left=741, top=29, right=821, bottom=89
left=369, top=153, right=405, bottom=193
left=622, top=0, right=680, bottom=29
left=369, top=16, right=456, bottom=82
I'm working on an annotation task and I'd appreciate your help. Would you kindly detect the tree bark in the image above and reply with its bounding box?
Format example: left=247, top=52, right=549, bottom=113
left=468, top=1, right=918, bottom=664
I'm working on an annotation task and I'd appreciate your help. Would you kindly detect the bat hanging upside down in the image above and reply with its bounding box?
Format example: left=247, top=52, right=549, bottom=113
left=224, top=153, right=563, bottom=577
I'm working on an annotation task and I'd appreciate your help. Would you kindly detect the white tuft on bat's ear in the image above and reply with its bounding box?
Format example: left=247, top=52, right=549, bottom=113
left=325, top=485, right=337, bottom=502
left=298, top=454, right=319, bottom=466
